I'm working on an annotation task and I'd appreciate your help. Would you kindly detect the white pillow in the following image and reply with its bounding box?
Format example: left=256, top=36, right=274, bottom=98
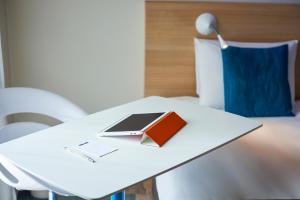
left=194, top=38, right=298, bottom=110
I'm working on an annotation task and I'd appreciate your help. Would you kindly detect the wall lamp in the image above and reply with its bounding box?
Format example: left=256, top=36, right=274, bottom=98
left=196, top=13, right=228, bottom=49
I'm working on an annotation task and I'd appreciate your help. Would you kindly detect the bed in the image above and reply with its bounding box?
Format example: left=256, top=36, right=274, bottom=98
left=156, top=97, right=300, bottom=199
left=145, top=1, right=300, bottom=199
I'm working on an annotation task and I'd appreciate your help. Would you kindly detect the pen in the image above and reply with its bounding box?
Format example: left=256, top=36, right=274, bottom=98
left=64, top=147, right=96, bottom=163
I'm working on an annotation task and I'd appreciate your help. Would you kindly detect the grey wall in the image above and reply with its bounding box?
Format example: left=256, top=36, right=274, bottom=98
left=148, top=0, right=300, bottom=4
left=0, top=0, right=10, bottom=87
left=5, top=0, right=144, bottom=114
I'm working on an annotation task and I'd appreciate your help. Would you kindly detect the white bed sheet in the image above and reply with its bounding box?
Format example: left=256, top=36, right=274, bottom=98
left=156, top=97, right=300, bottom=199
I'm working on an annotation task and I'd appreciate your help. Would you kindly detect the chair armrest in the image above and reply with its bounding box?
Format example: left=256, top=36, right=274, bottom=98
left=0, top=163, right=18, bottom=186
left=0, top=154, right=44, bottom=190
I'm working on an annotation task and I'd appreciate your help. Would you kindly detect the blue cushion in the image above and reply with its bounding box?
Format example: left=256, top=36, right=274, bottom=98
left=221, top=45, right=294, bottom=117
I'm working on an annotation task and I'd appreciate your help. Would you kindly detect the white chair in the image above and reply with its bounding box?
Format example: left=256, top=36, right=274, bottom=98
left=0, top=87, right=87, bottom=200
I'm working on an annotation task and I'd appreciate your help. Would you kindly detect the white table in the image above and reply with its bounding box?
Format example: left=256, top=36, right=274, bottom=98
left=0, top=96, right=261, bottom=199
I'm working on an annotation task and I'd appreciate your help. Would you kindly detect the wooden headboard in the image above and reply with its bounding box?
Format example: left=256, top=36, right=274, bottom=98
left=145, top=1, right=300, bottom=99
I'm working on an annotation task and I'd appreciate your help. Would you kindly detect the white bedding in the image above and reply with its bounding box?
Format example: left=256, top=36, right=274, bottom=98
left=156, top=97, right=300, bottom=199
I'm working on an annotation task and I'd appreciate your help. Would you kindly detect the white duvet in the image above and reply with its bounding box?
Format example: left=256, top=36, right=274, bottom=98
left=156, top=97, right=300, bottom=199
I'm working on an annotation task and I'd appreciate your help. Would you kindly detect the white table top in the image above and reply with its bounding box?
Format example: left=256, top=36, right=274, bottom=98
left=0, top=96, right=261, bottom=199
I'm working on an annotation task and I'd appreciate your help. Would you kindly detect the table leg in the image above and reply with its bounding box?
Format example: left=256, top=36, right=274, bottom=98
left=48, top=191, right=56, bottom=200
left=110, top=191, right=125, bottom=200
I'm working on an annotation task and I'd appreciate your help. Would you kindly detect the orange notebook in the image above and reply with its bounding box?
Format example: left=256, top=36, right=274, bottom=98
left=141, top=112, right=187, bottom=147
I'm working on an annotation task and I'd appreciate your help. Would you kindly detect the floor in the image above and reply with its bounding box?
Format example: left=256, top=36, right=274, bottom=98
left=17, top=179, right=154, bottom=200
left=17, top=191, right=134, bottom=200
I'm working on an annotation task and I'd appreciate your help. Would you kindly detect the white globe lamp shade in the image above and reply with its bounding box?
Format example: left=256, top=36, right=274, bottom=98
left=195, top=13, right=217, bottom=35
left=195, top=12, right=228, bottom=49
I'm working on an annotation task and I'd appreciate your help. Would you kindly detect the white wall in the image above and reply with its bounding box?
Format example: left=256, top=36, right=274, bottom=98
left=0, top=34, right=5, bottom=89
left=5, top=0, right=144, bottom=114
left=149, top=0, right=300, bottom=3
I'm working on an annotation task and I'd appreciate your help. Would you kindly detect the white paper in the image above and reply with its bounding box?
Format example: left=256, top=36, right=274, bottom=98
left=74, top=141, right=118, bottom=157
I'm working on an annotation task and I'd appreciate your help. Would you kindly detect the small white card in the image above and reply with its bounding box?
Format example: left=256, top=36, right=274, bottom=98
left=74, top=141, right=118, bottom=157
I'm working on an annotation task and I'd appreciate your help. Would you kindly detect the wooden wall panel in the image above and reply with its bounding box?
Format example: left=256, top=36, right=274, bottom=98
left=145, top=2, right=300, bottom=99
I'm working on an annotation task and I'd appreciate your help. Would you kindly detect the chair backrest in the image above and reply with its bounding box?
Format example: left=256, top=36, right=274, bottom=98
left=0, top=87, right=88, bottom=191
left=0, top=87, right=87, bottom=122
left=0, top=87, right=88, bottom=143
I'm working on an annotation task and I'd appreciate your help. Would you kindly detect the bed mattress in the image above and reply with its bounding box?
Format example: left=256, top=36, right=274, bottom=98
left=156, top=97, right=300, bottom=199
